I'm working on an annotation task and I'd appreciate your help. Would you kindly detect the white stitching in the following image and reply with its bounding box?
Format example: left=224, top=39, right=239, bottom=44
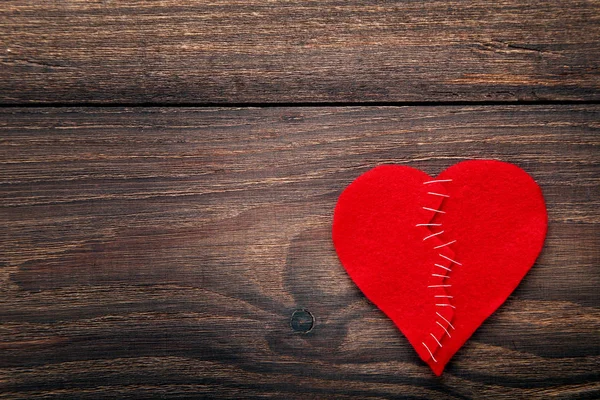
left=439, top=253, right=462, bottom=266
left=428, top=192, right=449, bottom=198
left=436, top=321, right=452, bottom=338
left=436, top=311, right=456, bottom=330
left=430, top=333, right=443, bottom=347
left=423, top=230, right=444, bottom=241
left=434, top=263, right=452, bottom=272
left=423, top=206, right=446, bottom=214
left=419, top=177, right=459, bottom=359
left=422, top=342, right=438, bottom=362
left=423, top=179, right=452, bottom=184
left=434, top=240, right=456, bottom=249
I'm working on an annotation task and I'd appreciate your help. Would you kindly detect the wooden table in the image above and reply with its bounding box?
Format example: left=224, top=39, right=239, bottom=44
left=1, top=1, right=599, bottom=399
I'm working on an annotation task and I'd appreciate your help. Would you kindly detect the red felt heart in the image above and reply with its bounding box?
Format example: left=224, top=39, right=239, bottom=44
left=332, top=160, right=547, bottom=375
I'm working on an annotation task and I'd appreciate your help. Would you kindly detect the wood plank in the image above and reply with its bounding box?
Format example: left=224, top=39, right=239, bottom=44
left=1, top=106, right=599, bottom=398
left=1, top=1, right=599, bottom=104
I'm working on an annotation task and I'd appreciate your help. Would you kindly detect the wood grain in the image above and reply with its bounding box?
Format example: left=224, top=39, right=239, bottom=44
left=1, top=106, right=598, bottom=399
left=1, top=0, right=599, bottom=104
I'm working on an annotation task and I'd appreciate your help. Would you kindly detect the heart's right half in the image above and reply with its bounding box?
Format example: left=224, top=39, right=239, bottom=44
left=332, top=160, right=548, bottom=375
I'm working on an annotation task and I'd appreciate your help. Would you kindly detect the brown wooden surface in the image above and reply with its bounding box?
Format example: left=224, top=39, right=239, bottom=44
left=1, top=106, right=599, bottom=399
left=1, top=0, right=599, bottom=104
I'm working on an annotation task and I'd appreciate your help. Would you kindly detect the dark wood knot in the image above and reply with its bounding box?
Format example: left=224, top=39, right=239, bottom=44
left=290, top=309, right=314, bottom=333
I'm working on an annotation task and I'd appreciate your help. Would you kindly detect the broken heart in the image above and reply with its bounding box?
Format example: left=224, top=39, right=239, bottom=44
left=332, top=160, right=547, bottom=375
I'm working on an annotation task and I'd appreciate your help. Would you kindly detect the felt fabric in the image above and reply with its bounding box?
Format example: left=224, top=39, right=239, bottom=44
left=332, top=160, right=547, bottom=375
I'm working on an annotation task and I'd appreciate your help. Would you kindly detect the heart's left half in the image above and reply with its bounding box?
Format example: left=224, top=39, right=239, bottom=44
left=332, top=160, right=547, bottom=375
